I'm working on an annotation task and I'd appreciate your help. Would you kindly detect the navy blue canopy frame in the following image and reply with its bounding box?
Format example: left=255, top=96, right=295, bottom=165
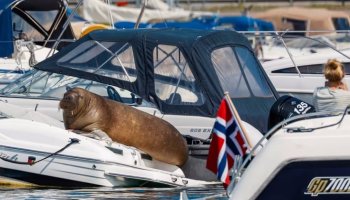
left=35, top=28, right=278, bottom=133
left=0, top=0, right=75, bottom=57
left=12, top=0, right=75, bottom=49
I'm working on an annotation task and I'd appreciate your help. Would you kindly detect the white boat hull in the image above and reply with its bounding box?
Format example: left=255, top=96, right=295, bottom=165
left=0, top=118, right=217, bottom=187
left=229, top=113, right=350, bottom=199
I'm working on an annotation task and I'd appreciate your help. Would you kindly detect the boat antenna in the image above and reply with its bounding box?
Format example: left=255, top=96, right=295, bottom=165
left=134, top=0, right=148, bottom=29
left=275, top=30, right=303, bottom=78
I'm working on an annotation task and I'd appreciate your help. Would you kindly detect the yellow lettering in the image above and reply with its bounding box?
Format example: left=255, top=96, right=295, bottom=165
left=307, top=178, right=328, bottom=196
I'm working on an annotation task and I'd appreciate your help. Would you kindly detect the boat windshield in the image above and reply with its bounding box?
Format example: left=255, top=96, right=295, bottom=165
left=0, top=69, right=151, bottom=106
left=246, top=31, right=350, bottom=62
left=252, top=31, right=350, bottom=104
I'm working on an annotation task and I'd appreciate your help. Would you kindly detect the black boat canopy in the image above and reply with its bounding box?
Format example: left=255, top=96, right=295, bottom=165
left=35, top=28, right=278, bottom=133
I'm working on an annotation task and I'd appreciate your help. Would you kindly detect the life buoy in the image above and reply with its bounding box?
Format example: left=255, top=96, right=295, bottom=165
left=80, top=24, right=110, bottom=38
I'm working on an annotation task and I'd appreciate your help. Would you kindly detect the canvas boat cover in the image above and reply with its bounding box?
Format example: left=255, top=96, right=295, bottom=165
left=130, top=15, right=275, bottom=31
left=0, top=0, right=14, bottom=57
left=253, top=7, right=350, bottom=35
left=34, top=28, right=278, bottom=134
left=81, top=0, right=211, bottom=24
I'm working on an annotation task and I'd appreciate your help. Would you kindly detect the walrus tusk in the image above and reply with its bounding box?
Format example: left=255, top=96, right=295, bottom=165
left=59, top=88, right=188, bottom=166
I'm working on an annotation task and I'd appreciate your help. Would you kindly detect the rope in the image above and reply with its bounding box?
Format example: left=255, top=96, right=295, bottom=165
left=0, top=138, right=80, bottom=166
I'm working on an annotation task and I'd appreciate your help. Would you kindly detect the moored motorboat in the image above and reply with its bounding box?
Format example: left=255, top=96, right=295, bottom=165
left=2, top=28, right=350, bottom=194
left=0, top=117, right=217, bottom=187
left=228, top=109, right=350, bottom=199
left=0, top=28, right=274, bottom=185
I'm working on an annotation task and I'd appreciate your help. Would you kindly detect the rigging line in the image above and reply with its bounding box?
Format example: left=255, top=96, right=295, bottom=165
left=43, top=5, right=67, bottom=48
left=0, top=138, right=80, bottom=165
left=286, top=106, right=350, bottom=133
left=274, top=31, right=303, bottom=78
left=47, top=0, right=84, bottom=58
left=134, top=0, right=147, bottom=29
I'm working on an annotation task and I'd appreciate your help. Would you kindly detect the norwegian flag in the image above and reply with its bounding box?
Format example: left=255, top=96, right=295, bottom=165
left=206, top=95, right=249, bottom=188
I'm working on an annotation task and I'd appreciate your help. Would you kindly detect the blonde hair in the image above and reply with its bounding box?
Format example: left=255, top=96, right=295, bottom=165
left=323, top=59, right=345, bottom=82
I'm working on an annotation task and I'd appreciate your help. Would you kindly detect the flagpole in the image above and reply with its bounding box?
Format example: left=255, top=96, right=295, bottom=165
left=224, top=92, right=253, bottom=150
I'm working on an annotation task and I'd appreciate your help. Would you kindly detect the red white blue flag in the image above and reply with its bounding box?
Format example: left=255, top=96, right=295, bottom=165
left=206, top=95, right=248, bottom=188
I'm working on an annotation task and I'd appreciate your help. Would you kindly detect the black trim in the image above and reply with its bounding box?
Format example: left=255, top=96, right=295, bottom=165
left=0, top=144, right=168, bottom=173
left=141, top=153, right=152, bottom=161
left=0, top=167, right=99, bottom=187
left=106, top=146, right=123, bottom=155
left=0, top=167, right=177, bottom=188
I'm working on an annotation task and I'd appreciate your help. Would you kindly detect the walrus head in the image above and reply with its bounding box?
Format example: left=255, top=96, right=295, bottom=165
left=60, top=88, right=105, bottom=130
left=59, top=88, right=84, bottom=111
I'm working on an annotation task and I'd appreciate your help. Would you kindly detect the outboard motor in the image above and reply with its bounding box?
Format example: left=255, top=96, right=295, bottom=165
left=268, top=95, right=315, bottom=129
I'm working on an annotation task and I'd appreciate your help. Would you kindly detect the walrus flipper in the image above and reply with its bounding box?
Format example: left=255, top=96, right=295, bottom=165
left=73, top=129, right=113, bottom=145
left=90, top=129, right=113, bottom=144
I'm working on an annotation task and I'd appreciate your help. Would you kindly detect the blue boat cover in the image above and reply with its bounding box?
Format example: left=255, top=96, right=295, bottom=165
left=0, top=0, right=15, bottom=57
left=114, top=21, right=150, bottom=29
left=115, top=15, right=275, bottom=31
left=35, top=28, right=279, bottom=133
left=216, top=16, right=275, bottom=31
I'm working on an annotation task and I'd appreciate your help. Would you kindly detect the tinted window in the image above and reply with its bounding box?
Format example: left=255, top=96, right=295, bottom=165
left=27, top=10, right=59, bottom=32
left=345, top=63, right=350, bottom=74
left=12, top=12, right=45, bottom=41
left=273, top=63, right=350, bottom=75
left=332, top=17, right=350, bottom=30
left=272, top=64, right=323, bottom=74
left=282, top=18, right=306, bottom=36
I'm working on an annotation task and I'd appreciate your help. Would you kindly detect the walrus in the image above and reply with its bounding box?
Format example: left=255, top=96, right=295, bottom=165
left=59, top=88, right=188, bottom=166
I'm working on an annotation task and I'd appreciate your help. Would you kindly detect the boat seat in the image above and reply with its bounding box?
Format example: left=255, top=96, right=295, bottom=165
left=166, top=93, right=182, bottom=104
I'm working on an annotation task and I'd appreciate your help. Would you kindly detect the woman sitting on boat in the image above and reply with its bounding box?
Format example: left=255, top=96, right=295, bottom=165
left=313, top=59, right=350, bottom=112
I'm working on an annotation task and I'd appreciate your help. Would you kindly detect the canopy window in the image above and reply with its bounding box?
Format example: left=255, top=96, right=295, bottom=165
left=332, top=17, right=350, bottom=30
left=282, top=18, right=307, bottom=36
left=153, top=44, right=205, bottom=106
left=57, top=40, right=137, bottom=82
left=211, top=45, right=276, bottom=133
left=211, top=46, right=274, bottom=99
left=12, top=12, right=46, bottom=41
